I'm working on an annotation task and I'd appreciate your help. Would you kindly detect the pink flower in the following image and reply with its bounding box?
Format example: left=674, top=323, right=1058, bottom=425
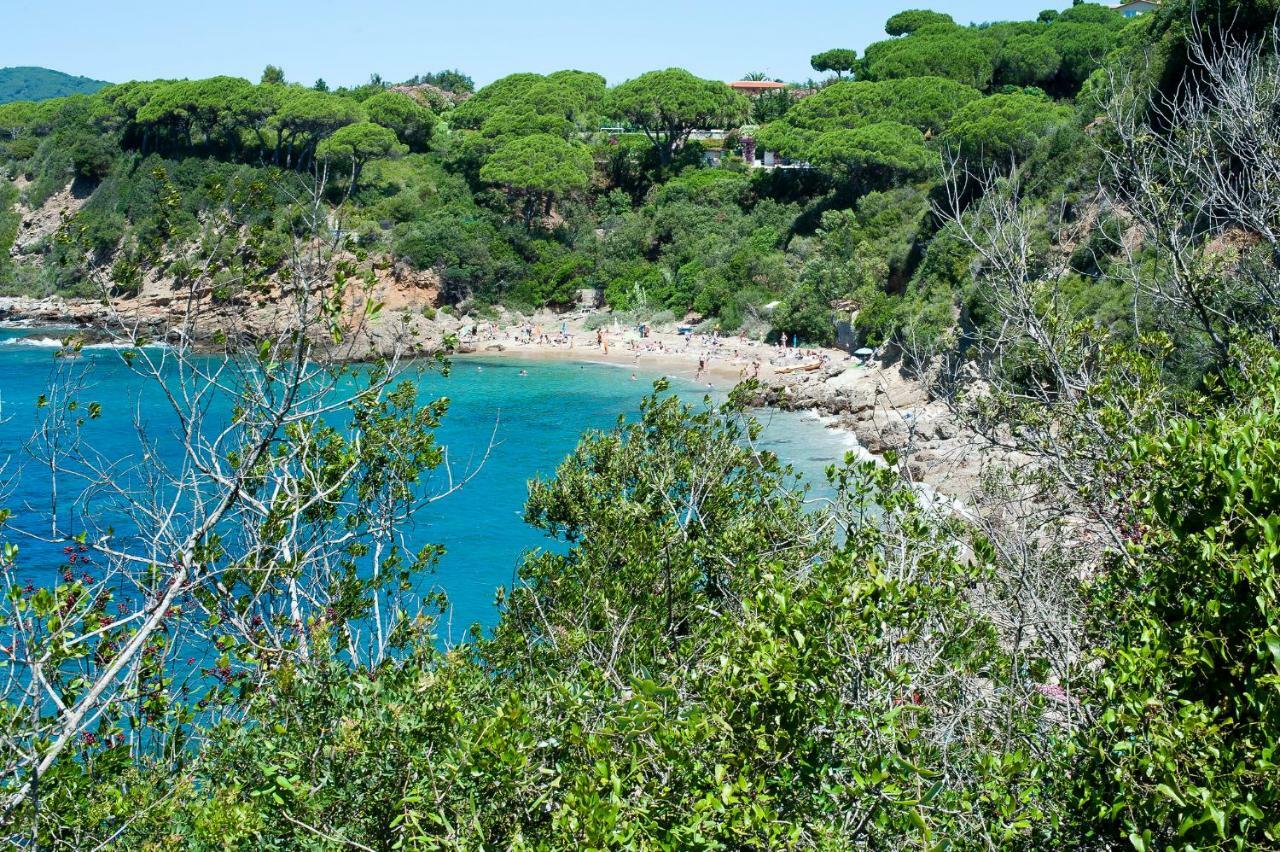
left=1035, top=683, right=1069, bottom=703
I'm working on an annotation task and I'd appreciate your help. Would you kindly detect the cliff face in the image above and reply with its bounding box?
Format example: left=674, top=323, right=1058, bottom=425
left=8, top=179, right=90, bottom=264
left=3, top=183, right=450, bottom=358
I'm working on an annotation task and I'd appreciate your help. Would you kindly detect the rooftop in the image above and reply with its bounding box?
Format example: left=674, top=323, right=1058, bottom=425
left=729, top=80, right=787, bottom=91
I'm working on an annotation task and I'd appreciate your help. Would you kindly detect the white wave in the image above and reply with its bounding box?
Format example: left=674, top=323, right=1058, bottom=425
left=84, top=341, right=168, bottom=351
left=4, top=336, right=65, bottom=348
left=2, top=336, right=168, bottom=351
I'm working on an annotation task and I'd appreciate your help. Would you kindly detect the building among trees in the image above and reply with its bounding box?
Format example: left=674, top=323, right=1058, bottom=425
left=1111, top=0, right=1157, bottom=17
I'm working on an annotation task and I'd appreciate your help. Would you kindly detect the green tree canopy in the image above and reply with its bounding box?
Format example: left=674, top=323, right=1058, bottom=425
left=942, top=91, right=1071, bottom=163
left=451, top=71, right=606, bottom=138
left=605, top=69, right=750, bottom=165
left=260, top=65, right=286, bottom=86
left=809, top=122, right=935, bottom=192
left=1042, top=21, right=1125, bottom=90
left=1075, top=364, right=1280, bottom=848
left=1056, top=2, right=1126, bottom=26
left=885, top=9, right=956, bottom=35
left=756, top=77, right=980, bottom=158
left=479, top=133, right=594, bottom=227
left=810, top=48, right=859, bottom=78
left=862, top=25, right=997, bottom=89
left=994, top=32, right=1063, bottom=86
left=0, top=99, right=58, bottom=139
left=317, top=121, right=405, bottom=187
left=268, top=88, right=365, bottom=167
left=363, top=90, right=436, bottom=151
left=131, top=77, right=274, bottom=153
left=402, top=68, right=475, bottom=94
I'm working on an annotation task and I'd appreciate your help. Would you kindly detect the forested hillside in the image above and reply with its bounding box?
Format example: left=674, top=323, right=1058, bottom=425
left=0, top=66, right=107, bottom=104
left=0, top=4, right=1135, bottom=360
left=5, top=0, right=1280, bottom=848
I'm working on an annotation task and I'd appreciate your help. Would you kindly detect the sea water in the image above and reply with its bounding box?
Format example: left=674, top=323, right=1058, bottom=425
left=0, top=330, right=858, bottom=633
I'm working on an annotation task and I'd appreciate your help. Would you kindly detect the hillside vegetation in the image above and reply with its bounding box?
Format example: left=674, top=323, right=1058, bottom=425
left=5, top=1, right=1280, bottom=848
left=0, top=66, right=107, bottom=104
left=0, top=5, right=1135, bottom=358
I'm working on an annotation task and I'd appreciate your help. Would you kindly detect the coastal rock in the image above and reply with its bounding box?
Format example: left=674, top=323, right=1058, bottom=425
left=880, top=419, right=910, bottom=451
left=845, top=389, right=875, bottom=414
left=825, top=394, right=851, bottom=415
left=853, top=422, right=884, bottom=453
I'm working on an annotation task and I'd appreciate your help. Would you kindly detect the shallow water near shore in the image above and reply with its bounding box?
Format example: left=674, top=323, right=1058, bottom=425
left=0, top=331, right=855, bottom=633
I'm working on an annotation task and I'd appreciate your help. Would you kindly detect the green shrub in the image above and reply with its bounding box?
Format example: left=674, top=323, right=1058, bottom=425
left=1075, top=360, right=1280, bottom=849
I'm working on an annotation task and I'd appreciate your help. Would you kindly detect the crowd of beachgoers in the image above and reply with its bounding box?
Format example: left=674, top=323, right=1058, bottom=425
left=456, top=314, right=852, bottom=386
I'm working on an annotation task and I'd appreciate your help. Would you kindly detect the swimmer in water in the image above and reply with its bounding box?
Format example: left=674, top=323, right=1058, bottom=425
left=519, top=369, right=528, bottom=376
left=630, top=373, right=637, bottom=381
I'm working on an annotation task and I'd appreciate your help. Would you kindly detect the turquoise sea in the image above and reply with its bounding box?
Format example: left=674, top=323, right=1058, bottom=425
left=0, top=330, right=856, bottom=634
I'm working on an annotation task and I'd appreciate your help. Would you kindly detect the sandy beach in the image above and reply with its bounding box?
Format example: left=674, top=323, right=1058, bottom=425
left=450, top=311, right=854, bottom=385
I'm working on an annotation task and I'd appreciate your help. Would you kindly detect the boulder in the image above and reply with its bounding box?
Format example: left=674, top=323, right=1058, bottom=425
left=853, top=422, right=884, bottom=454
left=846, top=389, right=875, bottom=414
left=880, top=418, right=911, bottom=450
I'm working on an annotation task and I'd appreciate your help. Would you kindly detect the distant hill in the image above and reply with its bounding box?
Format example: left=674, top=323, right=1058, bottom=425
left=0, top=66, right=108, bottom=104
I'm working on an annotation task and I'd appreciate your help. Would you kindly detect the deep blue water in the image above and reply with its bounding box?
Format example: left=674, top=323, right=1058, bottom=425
left=0, top=330, right=854, bottom=634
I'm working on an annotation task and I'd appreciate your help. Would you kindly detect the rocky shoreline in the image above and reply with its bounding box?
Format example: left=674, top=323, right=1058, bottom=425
left=746, top=358, right=1012, bottom=503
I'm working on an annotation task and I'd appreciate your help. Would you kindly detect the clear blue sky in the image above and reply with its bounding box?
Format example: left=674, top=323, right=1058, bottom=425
left=8, top=0, right=1068, bottom=88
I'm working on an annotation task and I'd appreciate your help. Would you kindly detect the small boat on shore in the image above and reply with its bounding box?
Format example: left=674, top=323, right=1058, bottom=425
left=775, top=361, right=822, bottom=374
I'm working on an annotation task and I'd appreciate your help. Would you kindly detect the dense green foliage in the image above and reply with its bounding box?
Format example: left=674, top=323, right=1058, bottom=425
left=1073, top=360, right=1280, bottom=849
left=479, top=133, right=593, bottom=230
left=7, top=4, right=1280, bottom=846
left=810, top=48, right=859, bottom=78
left=0, top=4, right=1139, bottom=347
left=0, top=66, right=107, bottom=104
left=605, top=69, right=749, bottom=165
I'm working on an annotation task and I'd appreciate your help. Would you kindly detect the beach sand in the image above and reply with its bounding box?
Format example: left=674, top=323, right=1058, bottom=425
left=450, top=312, right=855, bottom=386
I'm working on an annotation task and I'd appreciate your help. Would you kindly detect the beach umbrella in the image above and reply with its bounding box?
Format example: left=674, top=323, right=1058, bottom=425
left=854, top=347, right=874, bottom=358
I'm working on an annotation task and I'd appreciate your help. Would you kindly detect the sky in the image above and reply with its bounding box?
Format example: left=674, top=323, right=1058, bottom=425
left=7, top=0, right=1069, bottom=89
